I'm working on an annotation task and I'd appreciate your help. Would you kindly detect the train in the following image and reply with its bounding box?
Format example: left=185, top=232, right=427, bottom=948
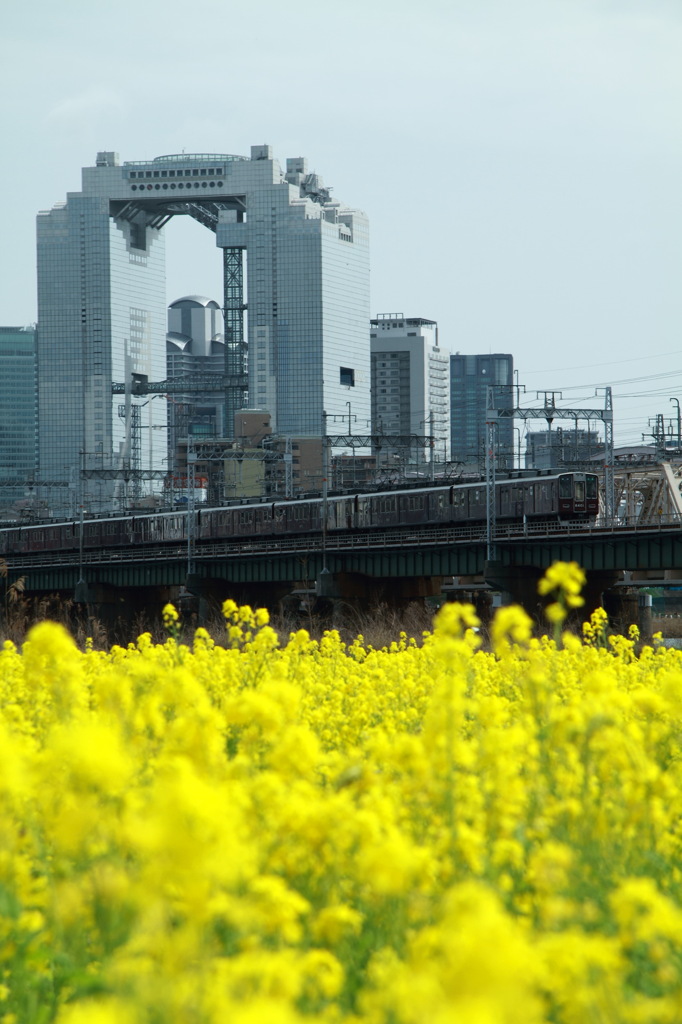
left=0, top=471, right=599, bottom=558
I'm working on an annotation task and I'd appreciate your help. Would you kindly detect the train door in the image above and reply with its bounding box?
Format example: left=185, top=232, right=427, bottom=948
left=585, top=475, right=599, bottom=516
left=525, top=484, right=535, bottom=518
left=469, top=487, right=485, bottom=522
left=329, top=497, right=344, bottom=531
left=451, top=487, right=465, bottom=523
left=404, top=493, right=423, bottom=525
left=355, top=495, right=370, bottom=529
left=558, top=474, right=573, bottom=516
left=377, top=493, right=395, bottom=527
left=572, top=474, right=587, bottom=516
left=273, top=505, right=286, bottom=534
left=432, top=489, right=447, bottom=524
left=499, top=484, right=511, bottom=519
left=237, top=507, right=255, bottom=537
left=513, top=483, right=525, bottom=519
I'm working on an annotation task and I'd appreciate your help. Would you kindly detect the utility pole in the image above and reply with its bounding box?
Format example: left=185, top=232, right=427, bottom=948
left=317, top=410, right=331, bottom=596
left=671, top=398, right=681, bottom=453
left=322, top=411, right=329, bottom=572
left=485, top=386, right=497, bottom=561
left=74, top=505, right=88, bottom=605
left=186, top=445, right=196, bottom=577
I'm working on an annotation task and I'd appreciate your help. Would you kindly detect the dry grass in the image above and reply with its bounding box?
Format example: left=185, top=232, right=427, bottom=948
left=652, top=614, right=682, bottom=638
left=2, top=592, right=678, bottom=653
left=0, top=594, right=441, bottom=652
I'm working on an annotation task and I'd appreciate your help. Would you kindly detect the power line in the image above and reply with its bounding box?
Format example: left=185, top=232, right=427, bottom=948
left=520, top=349, right=681, bottom=377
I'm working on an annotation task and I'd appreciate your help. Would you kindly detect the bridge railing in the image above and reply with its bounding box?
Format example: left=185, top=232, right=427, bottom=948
left=5, top=514, right=682, bottom=572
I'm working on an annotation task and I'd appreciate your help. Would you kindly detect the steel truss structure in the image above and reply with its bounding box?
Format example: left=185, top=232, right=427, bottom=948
left=615, top=460, right=682, bottom=524
left=223, top=247, right=247, bottom=435
left=485, top=387, right=614, bottom=559
left=324, top=434, right=436, bottom=449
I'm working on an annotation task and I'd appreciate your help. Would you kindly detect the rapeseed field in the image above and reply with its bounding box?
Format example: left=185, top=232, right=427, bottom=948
left=1, top=564, right=682, bottom=1023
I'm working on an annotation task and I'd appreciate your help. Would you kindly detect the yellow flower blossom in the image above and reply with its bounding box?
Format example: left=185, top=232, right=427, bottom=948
left=0, top=574, right=681, bottom=1022
left=161, top=603, right=179, bottom=625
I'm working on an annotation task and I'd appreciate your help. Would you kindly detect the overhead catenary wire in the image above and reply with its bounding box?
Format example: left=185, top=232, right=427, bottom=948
left=520, top=349, right=681, bottom=378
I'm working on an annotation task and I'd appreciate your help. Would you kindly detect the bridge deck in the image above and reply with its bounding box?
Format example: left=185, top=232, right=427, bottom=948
left=5, top=518, right=682, bottom=592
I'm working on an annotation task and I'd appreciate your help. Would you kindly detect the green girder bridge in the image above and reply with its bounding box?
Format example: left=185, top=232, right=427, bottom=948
left=7, top=517, right=682, bottom=599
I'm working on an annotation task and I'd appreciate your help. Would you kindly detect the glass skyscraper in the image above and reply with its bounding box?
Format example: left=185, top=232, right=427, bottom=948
left=450, top=353, right=514, bottom=471
left=0, top=326, right=38, bottom=509
left=36, top=146, right=370, bottom=509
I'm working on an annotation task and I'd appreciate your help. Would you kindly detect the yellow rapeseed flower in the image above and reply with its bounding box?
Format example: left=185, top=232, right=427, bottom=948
left=1, top=573, right=681, bottom=1022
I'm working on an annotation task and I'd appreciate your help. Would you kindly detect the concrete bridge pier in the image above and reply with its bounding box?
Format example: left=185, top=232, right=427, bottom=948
left=603, top=588, right=653, bottom=641
left=484, top=562, right=623, bottom=630
left=483, top=562, right=544, bottom=623
left=306, top=570, right=442, bottom=632
left=184, top=574, right=294, bottom=623
left=74, top=580, right=178, bottom=635
left=325, top=571, right=443, bottom=609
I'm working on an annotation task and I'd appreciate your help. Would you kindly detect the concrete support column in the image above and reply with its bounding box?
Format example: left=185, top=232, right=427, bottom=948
left=484, top=561, right=622, bottom=629
left=603, top=588, right=653, bottom=641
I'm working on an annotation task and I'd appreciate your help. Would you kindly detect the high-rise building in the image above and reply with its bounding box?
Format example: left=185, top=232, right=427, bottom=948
left=370, top=315, right=450, bottom=468
left=525, top=427, right=603, bottom=470
left=0, top=326, right=38, bottom=509
left=36, top=146, right=370, bottom=509
left=167, top=295, right=226, bottom=453
left=450, top=353, right=514, bottom=471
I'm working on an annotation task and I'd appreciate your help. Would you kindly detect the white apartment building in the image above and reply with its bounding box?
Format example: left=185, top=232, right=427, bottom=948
left=370, top=315, right=450, bottom=465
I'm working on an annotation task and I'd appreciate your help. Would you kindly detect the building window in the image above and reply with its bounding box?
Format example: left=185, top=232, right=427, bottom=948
left=340, top=367, right=355, bottom=387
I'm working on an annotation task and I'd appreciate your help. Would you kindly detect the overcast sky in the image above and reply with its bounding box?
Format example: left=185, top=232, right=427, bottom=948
left=1, top=0, right=680, bottom=447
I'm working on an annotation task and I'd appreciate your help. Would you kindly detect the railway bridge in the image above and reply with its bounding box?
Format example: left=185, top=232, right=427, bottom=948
left=4, top=514, right=682, bottom=626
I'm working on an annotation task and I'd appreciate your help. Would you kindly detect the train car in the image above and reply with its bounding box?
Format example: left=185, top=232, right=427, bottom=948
left=483, top=472, right=599, bottom=522
left=558, top=472, right=599, bottom=517
left=0, top=470, right=600, bottom=557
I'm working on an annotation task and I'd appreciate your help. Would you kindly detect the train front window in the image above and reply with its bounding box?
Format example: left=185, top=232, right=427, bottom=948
left=575, top=481, right=585, bottom=502
left=559, top=475, right=572, bottom=499
left=586, top=476, right=598, bottom=499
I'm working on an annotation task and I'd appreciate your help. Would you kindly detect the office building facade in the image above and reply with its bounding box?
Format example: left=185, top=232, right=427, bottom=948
left=36, top=147, right=370, bottom=508
left=450, top=353, right=514, bottom=471
left=0, top=326, right=38, bottom=509
left=167, top=295, right=226, bottom=456
left=370, top=316, right=450, bottom=467
left=525, top=428, right=603, bottom=470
